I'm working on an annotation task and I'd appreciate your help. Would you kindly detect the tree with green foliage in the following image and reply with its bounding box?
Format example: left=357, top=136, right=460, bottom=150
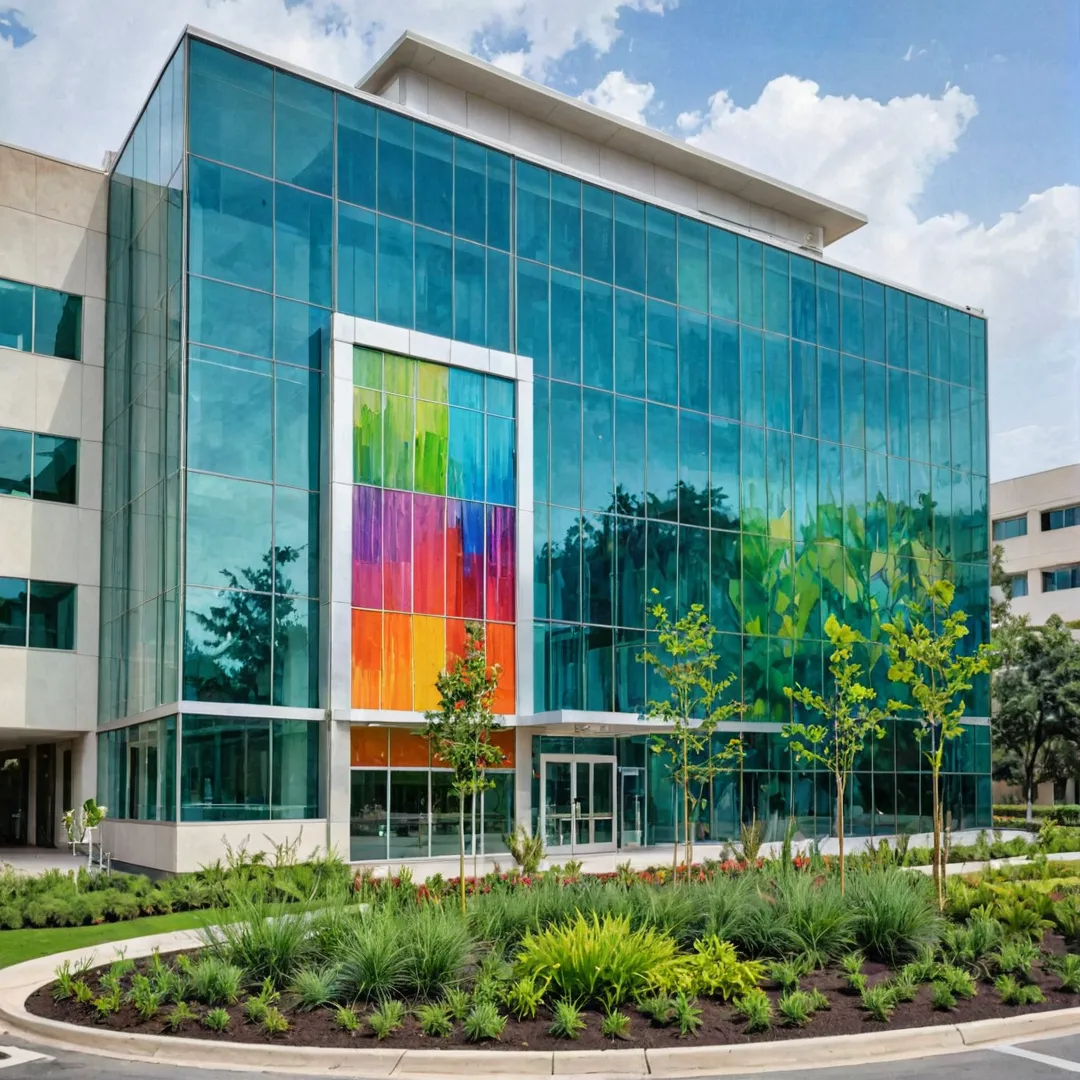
left=992, top=613, right=1080, bottom=823
left=881, top=579, right=994, bottom=909
left=639, top=595, right=746, bottom=880
left=422, top=622, right=503, bottom=914
left=991, top=544, right=1013, bottom=626
left=782, top=615, right=886, bottom=895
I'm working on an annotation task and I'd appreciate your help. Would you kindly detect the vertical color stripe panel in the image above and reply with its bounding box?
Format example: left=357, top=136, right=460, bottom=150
left=353, top=387, right=382, bottom=485
left=351, top=608, right=382, bottom=709
left=487, top=621, right=516, bottom=715
left=382, top=611, right=413, bottom=710
left=416, top=360, right=449, bottom=402
left=412, top=614, right=445, bottom=711
left=445, top=617, right=467, bottom=670
left=415, top=399, right=449, bottom=494
left=383, top=489, right=413, bottom=612
left=486, top=414, right=515, bottom=505
left=485, top=504, right=516, bottom=622
left=383, top=393, right=414, bottom=490
left=445, top=499, right=465, bottom=618
left=413, top=494, right=445, bottom=615
left=352, top=485, right=382, bottom=607
left=461, top=499, right=485, bottom=618
left=447, top=407, right=484, bottom=501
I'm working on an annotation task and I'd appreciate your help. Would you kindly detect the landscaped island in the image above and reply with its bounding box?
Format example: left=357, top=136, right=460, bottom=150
left=26, top=848, right=1080, bottom=1051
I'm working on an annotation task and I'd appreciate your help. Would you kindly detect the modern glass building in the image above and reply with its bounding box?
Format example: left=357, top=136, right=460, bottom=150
left=92, top=28, right=991, bottom=872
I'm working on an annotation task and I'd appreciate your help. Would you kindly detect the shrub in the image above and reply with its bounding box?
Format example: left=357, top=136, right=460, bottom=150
left=243, top=995, right=268, bottom=1024
left=939, top=917, right=1003, bottom=980
left=902, top=948, right=938, bottom=985
left=839, top=952, right=864, bottom=977
left=203, top=1008, right=230, bottom=1032
left=338, top=913, right=407, bottom=1002
left=401, top=907, right=472, bottom=999
left=504, top=974, right=549, bottom=1020
left=190, top=957, right=244, bottom=1006
left=601, top=1010, right=632, bottom=1041
left=671, top=992, right=703, bottom=1037
left=262, top=1006, right=290, bottom=1036
left=416, top=1002, right=454, bottom=1038
left=53, top=961, right=77, bottom=1001
left=847, top=869, right=942, bottom=966
left=333, top=1005, right=360, bottom=1032
left=889, top=970, right=918, bottom=1003
left=994, top=940, right=1039, bottom=981
left=733, top=987, right=773, bottom=1033
left=995, top=898, right=1053, bottom=940
left=73, top=980, right=94, bottom=1005
left=91, top=987, right=122, bottom=1020
left=368, top=999, right=407, bottom=1040
left=656, top=935, right=765, bottom=1000
left=995, top=974, right=1046, bottom=1006
left=0, top=903, right=24, bottom=930
left=289, top=964, right=343, bottom=1010
left=505, top=825, right=545, bottom=875
left=931, top=982, right=956, bottom=1010
left=861, top=984, right=897, bottom=1022
left=1052, top=954, right=1080, bottom=992
left=806, top=987, right=830, bottom=1012
left=775, top=873, right=856, bottom=966
left=164, top=1002, right=198, bottom=1031
left=768, top=958, right=807, bottom=992
left=740, top=816, right=765, bottom=862
left=548, top=998, right=587, bottom=1039
left=128, top=974, right=166, bottom=1021
left=778, top=990, right=814, bottom=1027
left=636, top=994, right=674, bottom=1026
left=204, top=900, right=314, bottom=989
left=935, top=964, right=977, bottom=1000
left=444, top=987, right=472, bottom=1021
left=515, top=912, right=679, bottom=1009
left=462, top=1000, right=505, bottom=1042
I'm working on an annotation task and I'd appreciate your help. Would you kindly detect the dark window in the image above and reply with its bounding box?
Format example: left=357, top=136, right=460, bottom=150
left=0, top=577, right=75, bottom=649
left=0, top=278, right=82, bottom=360
left=1043, top=565, right=1080, bottom=593
left=992, top=515, right=1027, bottom=541
left=1041, top=505, right=1080, bottom=532
left=1008, top=573, right=1029, bottom=599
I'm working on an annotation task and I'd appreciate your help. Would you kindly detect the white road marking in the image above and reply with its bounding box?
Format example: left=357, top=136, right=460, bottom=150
left=992, top=1044, right=1080, bottom=1074
left=0, top=1045, right=52, bottom=1070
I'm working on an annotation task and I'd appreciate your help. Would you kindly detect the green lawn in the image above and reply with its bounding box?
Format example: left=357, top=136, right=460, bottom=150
left=0, top=909, right=215, bottom=969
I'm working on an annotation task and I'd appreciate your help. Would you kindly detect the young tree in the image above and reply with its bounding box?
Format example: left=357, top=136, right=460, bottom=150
left=782, top=615, right=886, bottom=895
left=881, top=579, right=994, bottom=910
left=990, top=543, right=1013, bottom=626
left=422, top=622, right=503, bottom=915
left=993, top=613, right=1080, bottom=822
left=639, top=595, right=746, bottom=880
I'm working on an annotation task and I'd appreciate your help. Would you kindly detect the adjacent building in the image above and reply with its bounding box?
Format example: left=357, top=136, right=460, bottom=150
left=0, top=27, right=993, bottom=872
left=992, top=464, right=1080, bottom=625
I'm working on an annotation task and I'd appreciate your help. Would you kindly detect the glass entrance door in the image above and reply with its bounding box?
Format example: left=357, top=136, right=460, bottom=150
left=619, top=767, right=645, bottom=848
left=541, top=755, right=617, bottom=853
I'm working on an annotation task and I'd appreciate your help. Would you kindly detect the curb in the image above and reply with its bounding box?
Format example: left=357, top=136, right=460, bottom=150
left=4, top=931, right=1080, bottom=1077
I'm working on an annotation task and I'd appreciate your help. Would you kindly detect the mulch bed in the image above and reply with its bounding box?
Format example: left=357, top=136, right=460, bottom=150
left=27, top=939, right=1080, bottom=1052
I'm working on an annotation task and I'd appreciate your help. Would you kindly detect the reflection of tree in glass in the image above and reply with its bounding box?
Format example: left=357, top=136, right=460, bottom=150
left=184, top=546, right=301, bottom=703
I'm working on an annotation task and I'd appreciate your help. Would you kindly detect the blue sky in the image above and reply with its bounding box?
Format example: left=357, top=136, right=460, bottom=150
left=0, top=0, right=1077, bottom=478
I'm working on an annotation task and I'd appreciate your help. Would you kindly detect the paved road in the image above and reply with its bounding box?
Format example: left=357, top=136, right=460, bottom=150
left=4, top=1034, right=1080, bottom=1078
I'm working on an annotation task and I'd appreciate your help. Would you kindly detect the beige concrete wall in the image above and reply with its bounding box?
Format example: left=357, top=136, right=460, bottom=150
left=0, top=142, right=106, bottom=742
left=992, top=464, right=1080, bottom=625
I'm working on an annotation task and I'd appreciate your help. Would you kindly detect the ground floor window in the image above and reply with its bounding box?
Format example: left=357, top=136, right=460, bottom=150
left=97, top=717, right=177, bottom=822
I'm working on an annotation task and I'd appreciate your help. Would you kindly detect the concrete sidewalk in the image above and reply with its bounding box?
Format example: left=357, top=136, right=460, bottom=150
left=0, top=848, right=87, bottom=876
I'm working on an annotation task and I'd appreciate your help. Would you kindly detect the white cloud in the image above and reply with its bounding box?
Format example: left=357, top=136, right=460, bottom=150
left=675, top=109, right=702, bottom=132
left=579, top=70, right=655, bottom=125
left=901, top=44, right=928, bottom=61
left=0, top=0, right=674, bottom=166
left=682, top=75, right=1080, bottom=479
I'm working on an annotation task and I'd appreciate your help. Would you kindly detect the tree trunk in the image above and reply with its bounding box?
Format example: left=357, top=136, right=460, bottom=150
left=683, top=739, right=691, bottom=882
left=836, top=778, right=846, bottom=897
left=459, top=796, right=466, bottom=917
left=931, top=767, right=943, bottom=911
left=1026, top=770, right=1035, bottom=825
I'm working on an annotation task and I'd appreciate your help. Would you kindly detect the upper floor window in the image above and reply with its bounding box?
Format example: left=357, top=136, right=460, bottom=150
left=0, top=578, right=76, bottom=649
left=0, top=428, right=78, bottom=504
left=992, top=515, right=1027, bottom=541
left=1043, top=565, right=1080, bottom=593
left=1008, top=573, right=1029, bottom=599
left=1041, top=505, right=1080, bottom=532
left=0, top=278, right=82, bottom=361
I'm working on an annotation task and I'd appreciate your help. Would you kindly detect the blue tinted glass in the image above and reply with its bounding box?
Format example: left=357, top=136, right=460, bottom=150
left=551, top=173, right=581, bottom=274
left=582, top=279, right=614, bottom=390
left=454, top=238, right=485, bottom=346
left=645, top=205, right=676, bottom=303
left=448, top=407, right=483, bottom=500
left=0, top=428, right=31, bottom=496
left=949, top=307, right=971, bottom=386
left=275, top=298, right=329, bottom=370
left=710, top=417, right=739, bottom=529
left=188, top=41, right=272, bottom=176
left=487, top=377, right=515, bottom=418
left=0, top=279, right=32, bottom=351
left=275, top=365, right=321, bottom=490
left=337, top=202, right=375, bottom=319
left=678, top=308, right=708, bottom=412
left=549, top=381, right=581, bottom=508
left=487, top=151, right=512, bottom=251
left=818, top=441, right=841, bottom=542
left=273, top=600, right=319, bottom=706
left=487, top=248, right=511, bottom=352
left=909, top=374, right=930, bottom=463
left=415, top=227, right=453, bottom=338
left=336, top=95, right=376, bottom=208
left=646, top=403, right=677, bottom=519
left=929, top=302, right=949, bottom=381
left=794, top=435, right=817, bottom=543
left=274, top=72, right=333, bottom=194
left=816, top=265, right=839, bottom=350
left=864, top=361, right=887, bottom=455
left=887, top=366, right=909, bottom=459
left=971, top=391, right=988, bottom=475
left=842, top=354, right=865, bottom=448
left=415, top=124, right=453, bottom=233
left=614, top=196, right=645, bottom=294
left=818, top=348, right=840, bottom=444
left=885, top=287, right=907, bottom=368
left=843, top=446, right=865, bottom=549
left=767, top=429, right=792, bottom=533
left=951, top=384, right=972, bottom=473
left=840, top=272, right=864, bottom=357
left=790, top=255, right=816, bottom=344
left=709, top=228, right=737, bottom=322
left=677, top=217, right=707, bottom=313
left=189, top=158, right=272, bottom=291
left=274, top=184, right=332, bottom=307
left=189, top=277, right=272, bottom=357
left=970, top=317, right=987, bottom=392
left=710, top=318, right=738, bottom=420
left=449, top=368, right=484, bottom=409
left=740, top=327, right=763, bottom=427
left=741, top=425, right=766, bottom=533
left=550, top=270, right=582, bottom=383
left=454, top=138, right=486, bottom=244
left=863, top=281, right=885, bottom=363
left=791, top=341, right=817, bottom=438
left=764, top=334, right=790, bottom=431
left=614, top=396, right=645, bottom=515
left=535, top=378, right=549, bottom=503
left=32, top=287, right=81, bottom=361
left=907, top=295, right=929, bottom=374
left=377, top=110, right=413, bottom=220
left=516, top=161, right=550, bottom=263
left=516, top=260, right=549, bottom=376
left=376, top=215, right=413, bottom=328
left=738, top=238, right=763, bottom=328
left=763, top=246, right=789, bottom=335
left=582, top=389, right=614, bottom=512
left=614, top=289, right=645, bottom=398
left=929, top=377, right=950, bottom=466
left=274, top=487, right=319, bottom=597
left=582, top=184, right=613, bottom=283
left=679, top=411, right=709, bottom=526
left=186, top=472, right=272, bottom=589
left=646, top=298, right=677, bottom=405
